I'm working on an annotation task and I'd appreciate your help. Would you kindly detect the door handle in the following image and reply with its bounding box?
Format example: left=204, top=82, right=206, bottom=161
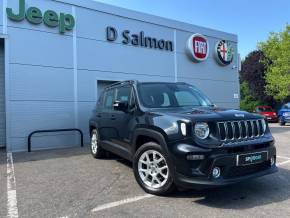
left=111, top=115, right=116, bottom=120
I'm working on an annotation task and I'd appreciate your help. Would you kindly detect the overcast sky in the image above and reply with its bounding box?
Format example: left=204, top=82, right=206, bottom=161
left=95, top=0, right=290, bottom=59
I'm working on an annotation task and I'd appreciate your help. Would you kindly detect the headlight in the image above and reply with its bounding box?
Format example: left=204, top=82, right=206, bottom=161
left=180, top=123, right=187, bottom=136
left=194, top=122, right=210, bottom=139
left=261, top=119, right=267, bottom=132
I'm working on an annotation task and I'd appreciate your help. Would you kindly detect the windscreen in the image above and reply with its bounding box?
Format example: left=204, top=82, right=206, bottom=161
left=138, top=83, right=212, bottom=108
left=257, top=107, right=274, bottom=112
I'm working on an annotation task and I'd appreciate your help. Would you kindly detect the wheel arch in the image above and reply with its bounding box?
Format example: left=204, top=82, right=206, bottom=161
left=89, top=121, right=99, bottom=136
left=132, top=128, right=170, bottom=156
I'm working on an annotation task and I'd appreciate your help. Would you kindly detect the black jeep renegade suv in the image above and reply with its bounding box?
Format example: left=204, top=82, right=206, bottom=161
left=89, top=81, right=277, bottom=195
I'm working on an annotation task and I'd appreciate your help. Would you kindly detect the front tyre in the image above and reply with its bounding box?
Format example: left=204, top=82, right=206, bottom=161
left=90, top=129, right=106, bottom=158
left=133, top=142, right=175, bottom=195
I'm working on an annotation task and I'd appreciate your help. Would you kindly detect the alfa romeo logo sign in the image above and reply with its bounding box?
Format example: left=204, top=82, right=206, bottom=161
left=215, top=40, right=234, bottom=65
left=186, top=34, right=209, bottom=62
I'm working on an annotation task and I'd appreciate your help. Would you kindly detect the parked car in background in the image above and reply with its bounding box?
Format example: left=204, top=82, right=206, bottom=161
left=278, top=103, right=290, bottom=126
left=254, top=106, right=278, bottom=123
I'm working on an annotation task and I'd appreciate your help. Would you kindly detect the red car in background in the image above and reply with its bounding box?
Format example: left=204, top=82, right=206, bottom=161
left=254, top=106, right=278, bottom=122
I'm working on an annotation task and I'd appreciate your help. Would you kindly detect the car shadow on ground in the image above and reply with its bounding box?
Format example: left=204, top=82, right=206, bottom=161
left=110, top=155, right=290, bottom=210
left=117, top=157, right=290, bottom=210
left=164, top=167, right=290, bottom=210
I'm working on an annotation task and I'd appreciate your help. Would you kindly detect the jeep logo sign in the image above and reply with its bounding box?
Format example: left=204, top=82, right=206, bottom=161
left=186, top=33, right=209, bottom=62
left=6, top=0, right=75, bottom=34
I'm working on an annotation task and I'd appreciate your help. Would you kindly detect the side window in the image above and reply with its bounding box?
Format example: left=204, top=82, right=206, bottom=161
left=97, top=92, right=105, bottom=109
left=162, top=93, right=170, bottom=107
left=116, top=86, right=132, bottom=103
left=104, top=89, right=115, bottom=109
left=130, top=88, right=141, bottom=110
left=130, top=89, right=135, bottom=108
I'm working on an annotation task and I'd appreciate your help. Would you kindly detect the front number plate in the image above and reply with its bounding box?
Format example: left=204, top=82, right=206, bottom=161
left=236, top=151, right=268, bottom=166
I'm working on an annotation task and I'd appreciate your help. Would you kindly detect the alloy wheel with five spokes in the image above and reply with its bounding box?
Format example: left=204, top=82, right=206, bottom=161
left=90, top=129, right=105, bottom=158
left=91, top=130, right=98, bottom=154
left=134, top=142, right=175, bottom=195
left=138, top=150, right=169, bottom=189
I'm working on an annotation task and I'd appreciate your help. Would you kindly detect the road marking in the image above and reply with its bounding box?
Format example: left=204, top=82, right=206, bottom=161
left=91, top=194, right=154, bottom=213
left=7, top=153, right=19, bottom=218
left=277, top=155, right=290, bottom=160
left=277, top=160, right=290, bottom=166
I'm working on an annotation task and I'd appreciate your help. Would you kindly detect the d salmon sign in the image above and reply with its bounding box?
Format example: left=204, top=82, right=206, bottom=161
left=186, top=33, right=209, bottom=62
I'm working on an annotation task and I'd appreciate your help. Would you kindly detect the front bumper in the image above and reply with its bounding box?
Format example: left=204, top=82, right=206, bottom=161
left=169, top=139, right=278, bottom=189
left=281, top=116, right=290, bottom=123
left=175, top=165, right=278, bottom=188
left=265, top=116, right=278, bottom=122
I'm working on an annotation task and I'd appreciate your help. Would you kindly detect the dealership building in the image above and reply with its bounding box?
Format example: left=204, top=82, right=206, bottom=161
left=0, top=0, right=239, bottom=152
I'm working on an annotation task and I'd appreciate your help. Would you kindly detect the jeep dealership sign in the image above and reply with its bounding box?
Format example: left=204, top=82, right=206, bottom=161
left=186, top=34, right=209, bottom=62
left=6, top=0, right=75, bottom=33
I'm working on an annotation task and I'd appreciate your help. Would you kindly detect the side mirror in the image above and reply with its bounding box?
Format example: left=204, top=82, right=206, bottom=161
left=113, top=101, right=128, bottom=112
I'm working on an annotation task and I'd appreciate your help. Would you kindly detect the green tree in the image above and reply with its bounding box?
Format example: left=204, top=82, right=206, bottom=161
left=240, top=81, right=266, bottom=112
left=240, top=50, right=274, bottom=104
left=258, top=24, right=290, bottom=102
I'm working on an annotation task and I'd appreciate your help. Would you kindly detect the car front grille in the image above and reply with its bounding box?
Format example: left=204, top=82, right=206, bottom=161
left=216, top=119, right=265, bottom=142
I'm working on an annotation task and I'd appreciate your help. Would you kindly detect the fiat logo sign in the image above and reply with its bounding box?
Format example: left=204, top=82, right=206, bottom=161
left=186, top=33, right=209, bottom=62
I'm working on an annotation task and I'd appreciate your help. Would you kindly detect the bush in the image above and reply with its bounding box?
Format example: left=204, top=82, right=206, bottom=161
left=240, top=82, right=268, bottom=112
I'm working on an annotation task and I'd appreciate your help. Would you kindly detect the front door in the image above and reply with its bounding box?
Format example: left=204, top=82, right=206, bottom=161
left=97, top=88, right=116, bottom=141
left=110, top=85, right=134, bottom=151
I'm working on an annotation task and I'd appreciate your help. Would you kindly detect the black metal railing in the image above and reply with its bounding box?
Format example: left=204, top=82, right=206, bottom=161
left=28, top=128, right=84, bottom=152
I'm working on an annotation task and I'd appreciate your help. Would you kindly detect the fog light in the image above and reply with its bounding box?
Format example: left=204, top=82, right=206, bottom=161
left=270, top=157, right=275, bottom=166
left=212, top=167, right=221, bottom=178
left=187, top=154, right=205, bottom=160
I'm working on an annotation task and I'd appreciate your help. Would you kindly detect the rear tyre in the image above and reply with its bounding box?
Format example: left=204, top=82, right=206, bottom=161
left=90, top=129, right=106, bottom=158
left=133, top=142, right=175, bottom=196
left=279, top=117, right=286, bottom=126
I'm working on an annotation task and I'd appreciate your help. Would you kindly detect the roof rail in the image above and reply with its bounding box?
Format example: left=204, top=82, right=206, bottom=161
left=176, top=82, right=188, bottom=85
left=105, top=80, right=137, bottom=89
